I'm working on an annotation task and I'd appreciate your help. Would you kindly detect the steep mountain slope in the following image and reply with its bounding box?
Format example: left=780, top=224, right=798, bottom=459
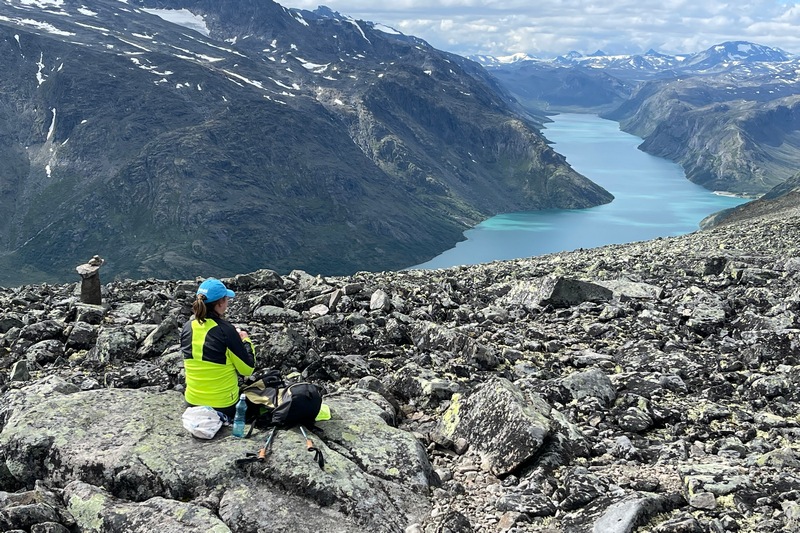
left=0, top=0, right=612, bottom=286
left=607, top=65, right=800, bottom=194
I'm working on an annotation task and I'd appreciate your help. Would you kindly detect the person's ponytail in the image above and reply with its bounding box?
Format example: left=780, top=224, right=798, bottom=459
left=193, top=294, right=208, bottom=323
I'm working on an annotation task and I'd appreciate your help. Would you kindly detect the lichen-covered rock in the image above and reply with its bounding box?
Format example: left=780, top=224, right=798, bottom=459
left=597, top=279, right=664, bottom=300
left=559, top=367, right=616, bottom=405
left=64, top=321, right=98, bottom=350
left=435, top=378, right=553, bottom=476
left=502, top=275, right=613, bottom=309
left=679, top=462, right=751, bottom=498
left=320, top=391, right=435, bottom=493
left=218, top=481, right=364, bottom=533
left=0, top=481, right=77, bottom=532
left=411, top=322, right=497, bottom=369
left=17, top=321, right=64, bottom=344
left=588, top=493, right=684, bottom=533
left=86, top=327, right=138, bottom=367
left=63, top=481, right=230, bottom=533
left=25, top=341, right=65, bottom=366
left=387, top=363, right=460, bottom=406
left=0, top=384, right=431, bottom=531
left=252, top=305, right=302, bottom=323
left=227, top=269, right=285, bottom=291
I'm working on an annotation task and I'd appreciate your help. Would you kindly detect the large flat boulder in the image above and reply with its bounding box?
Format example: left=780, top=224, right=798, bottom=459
left=0, top=378, right=432, bottom=532
left=502, top=275, right=613, bottom=309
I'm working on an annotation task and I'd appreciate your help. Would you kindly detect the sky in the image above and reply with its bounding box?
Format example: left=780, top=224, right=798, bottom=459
left=278, top=1, right=800, bottom=58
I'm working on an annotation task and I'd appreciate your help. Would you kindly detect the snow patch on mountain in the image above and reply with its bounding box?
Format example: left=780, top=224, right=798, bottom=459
left=19, top=0, right=63, bottom=9
left=141, top=8, right=209, bottom=37
left=2, top=15, right=74, bottom=35
left=470, top=52, right=535, bottom=66
left=373, top=23, right=401, bottom=35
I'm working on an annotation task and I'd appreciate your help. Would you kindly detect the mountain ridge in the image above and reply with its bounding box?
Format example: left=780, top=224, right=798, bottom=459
left=472, top=40, right=793, bottom=75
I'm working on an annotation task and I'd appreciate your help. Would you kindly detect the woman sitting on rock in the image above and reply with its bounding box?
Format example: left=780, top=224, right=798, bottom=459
left=180, top=277, right=255, bottom=421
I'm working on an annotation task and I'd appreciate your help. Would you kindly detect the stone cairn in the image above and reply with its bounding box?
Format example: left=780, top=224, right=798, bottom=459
left=75, top=255, right=104, bottom=305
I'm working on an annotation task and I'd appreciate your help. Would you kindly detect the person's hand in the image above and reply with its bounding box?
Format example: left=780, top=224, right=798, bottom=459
left=236, top=328, right=248, bottom=340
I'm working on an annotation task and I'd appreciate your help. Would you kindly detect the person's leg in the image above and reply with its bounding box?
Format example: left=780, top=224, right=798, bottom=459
left=216, top=404, right=237, bottom=423
left=186, top=401, right=237, bottom=424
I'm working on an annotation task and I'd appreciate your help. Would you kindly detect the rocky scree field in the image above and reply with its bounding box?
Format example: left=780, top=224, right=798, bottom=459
left=0, top=205, right=800, bottom=532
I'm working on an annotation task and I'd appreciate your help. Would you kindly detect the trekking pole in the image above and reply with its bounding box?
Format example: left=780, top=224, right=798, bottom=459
left=299, top=425, right=325, bottom=469
left=258, top=426, right=277, bottom=460
left=236, top=426, right=276, bottom=466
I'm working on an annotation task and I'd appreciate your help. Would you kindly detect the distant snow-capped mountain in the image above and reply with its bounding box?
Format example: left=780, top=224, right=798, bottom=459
left=469, top=52, right=537, bottom=66
left=683, top=40, right=791, bottom=70
left=481, top=41, right=791, bottom=81
left=484, top=37, right=800, bottom=201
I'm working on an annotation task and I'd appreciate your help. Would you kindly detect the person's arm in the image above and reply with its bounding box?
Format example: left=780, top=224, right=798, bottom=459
left=223, top=322, right=256, bottom=376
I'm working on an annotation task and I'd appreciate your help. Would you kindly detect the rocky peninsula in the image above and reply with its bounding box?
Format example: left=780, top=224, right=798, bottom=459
left=1, top=205, right=800, bottom=533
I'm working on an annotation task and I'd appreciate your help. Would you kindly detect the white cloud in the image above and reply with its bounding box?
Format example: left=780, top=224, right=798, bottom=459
left=278, top=0, right=800, bottom=57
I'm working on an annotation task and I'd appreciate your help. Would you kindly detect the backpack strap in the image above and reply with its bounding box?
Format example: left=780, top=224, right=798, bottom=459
left=246, top=368, right=285, bottom=387
left=299, top=425, right=324, bottom=469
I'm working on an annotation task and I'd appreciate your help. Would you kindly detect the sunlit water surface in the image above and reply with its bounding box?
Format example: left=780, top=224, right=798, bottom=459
left=412, top=113, right=749, bottom=270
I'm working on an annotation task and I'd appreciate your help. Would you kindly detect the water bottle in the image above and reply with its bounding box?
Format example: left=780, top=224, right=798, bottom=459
left=232, top=394, right=247, bottom=438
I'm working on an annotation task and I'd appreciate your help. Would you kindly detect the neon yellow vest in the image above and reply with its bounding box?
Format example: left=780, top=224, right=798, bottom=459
left=184, top=318, right=254, bottom=408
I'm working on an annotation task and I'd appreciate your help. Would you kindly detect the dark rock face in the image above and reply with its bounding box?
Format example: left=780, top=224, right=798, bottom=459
left=0, top=0, right=612, bottom=287
left=2, top=205, right=800, bottom=531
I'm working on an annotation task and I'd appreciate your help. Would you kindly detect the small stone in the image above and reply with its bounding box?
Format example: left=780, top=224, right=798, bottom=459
left=370, top=289, right=391, bottom=312
left=328, top=290, right=342, bottom=310
left=435, top=468, right=453, bottom=482
left=308, top=304, right=329, bottom=316
left=10, top=360, right=31, bottom=381
left=497, top=511, right=527, bottom=531
left=80, top=378, right=101, bottom=391
left=689, top=491, right=717, bottom=510
left=454, top=437, right=470, bottom=455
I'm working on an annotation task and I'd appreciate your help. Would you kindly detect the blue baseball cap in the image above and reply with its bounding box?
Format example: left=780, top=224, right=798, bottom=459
left=197, top=278, right=235, bottom=303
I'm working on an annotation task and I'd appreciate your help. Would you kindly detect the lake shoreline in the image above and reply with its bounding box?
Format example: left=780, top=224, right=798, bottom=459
left=713, top=190, right=762, bottom=199
left=412, top=113, right=749, bottom=270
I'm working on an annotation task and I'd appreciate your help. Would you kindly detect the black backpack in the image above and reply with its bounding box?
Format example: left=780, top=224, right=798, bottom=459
left=237, top=370, right=325, bottom=469
left=241, top=370, right=323, bottom=430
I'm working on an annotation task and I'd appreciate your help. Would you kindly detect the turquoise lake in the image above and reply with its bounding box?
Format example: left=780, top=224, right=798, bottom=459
left=412, top=113, right=750, bottom=270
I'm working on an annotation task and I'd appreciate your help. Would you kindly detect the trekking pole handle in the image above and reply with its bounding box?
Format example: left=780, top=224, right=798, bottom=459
left=299, top=426, right=312, bottom=447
